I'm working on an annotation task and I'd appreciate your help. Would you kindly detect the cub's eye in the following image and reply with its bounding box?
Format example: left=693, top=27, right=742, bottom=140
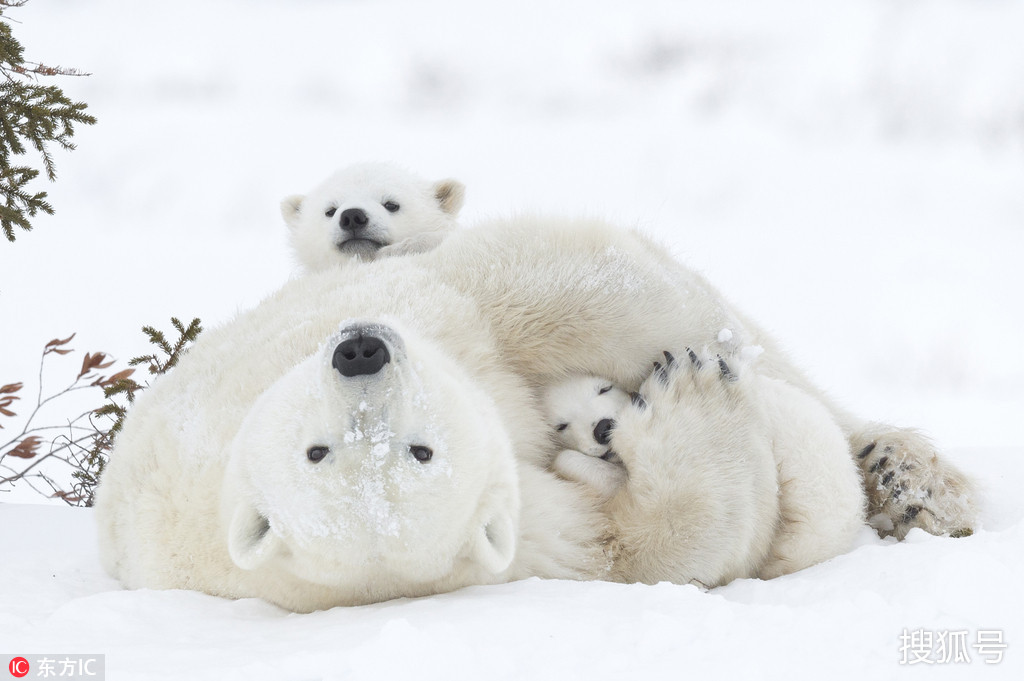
left=306, top=445, right=329, bottom=463
left=555, top=423, right=568, bottom=432
left=598, top=385, right=613, bottom=395
left=383, top=201, right=400, bottom=213
left=410, top=445, right=433, bottom=463
left=325, top=207, right=337, bottom=218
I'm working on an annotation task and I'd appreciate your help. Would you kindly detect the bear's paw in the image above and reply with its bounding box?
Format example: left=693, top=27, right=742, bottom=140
left=852, top=427, right=977, bottom=540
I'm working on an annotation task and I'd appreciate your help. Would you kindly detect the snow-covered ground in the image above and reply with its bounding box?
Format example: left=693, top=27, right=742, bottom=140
left=1, top=0, right=1022, bottom=678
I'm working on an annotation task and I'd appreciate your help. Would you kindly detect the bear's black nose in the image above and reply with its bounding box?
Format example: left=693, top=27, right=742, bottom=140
left=593, top=419, right=614, bottom=446
left=339, top=207, right=369, bottom=232
left=333, top=335, right=390, bottom=377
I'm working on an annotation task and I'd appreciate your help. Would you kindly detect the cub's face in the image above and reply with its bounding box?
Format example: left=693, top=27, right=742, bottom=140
left=281, top=162, right=464, bottom=272
left=543, top=376, right=630, bottom=459
left=223, top=319, right=517, bottom=603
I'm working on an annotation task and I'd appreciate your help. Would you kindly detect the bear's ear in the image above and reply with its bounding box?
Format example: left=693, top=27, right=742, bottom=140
left=227, top=502, right=283, bottom=571
left=280, top=194, right=305, bottom=231
left=433, top=179, right=465, bottom=216
left=471, top=506, right=516, bottom=575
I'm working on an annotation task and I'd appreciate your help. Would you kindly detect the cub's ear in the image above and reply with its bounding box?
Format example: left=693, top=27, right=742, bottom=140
left=471, top=505, right=516, bottom=575
left=227, top=502, right=283, bottom=571
left=433, top=179, right=465, bottom=216
left=280, top=194, right=305, bottom=231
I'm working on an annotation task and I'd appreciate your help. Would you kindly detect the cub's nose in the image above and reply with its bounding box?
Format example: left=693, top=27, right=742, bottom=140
left=593, top=418, right=614, bottom=446
left=339, top=207, right=369, bottom=232
left=332, top=334, right=390, bottom=377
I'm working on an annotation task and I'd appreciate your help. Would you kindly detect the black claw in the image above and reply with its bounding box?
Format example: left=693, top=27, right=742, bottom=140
left=902, top=505, right=922, bottom=523
left=717, top=356, right=735, bottom=382
left=686, top=347, right=701, bottom=368
left=857, top=443, right=877, bottom=459
left=629, top=391, right=647, bottom=410
left=653, top=361, right=669, bottom=384
left=881, top=470, right=895, bottom=487
left=663, top=350, right=676, bottom=367
left=869, top=456, right=889, bottom=474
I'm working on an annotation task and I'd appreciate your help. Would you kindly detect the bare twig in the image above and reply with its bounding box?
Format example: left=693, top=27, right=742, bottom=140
left=1, top=319, right=201, bottom=506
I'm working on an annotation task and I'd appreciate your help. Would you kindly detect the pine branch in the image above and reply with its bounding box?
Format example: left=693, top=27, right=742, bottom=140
left=1, top=1, right=95, bottom=241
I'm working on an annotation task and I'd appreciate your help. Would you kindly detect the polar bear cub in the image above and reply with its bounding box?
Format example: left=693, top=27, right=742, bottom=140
left=281, top=163, right=465, bottom=271
left=546, top=349, right=867, bottom=582
left=543, top=376, right=630, bottom=500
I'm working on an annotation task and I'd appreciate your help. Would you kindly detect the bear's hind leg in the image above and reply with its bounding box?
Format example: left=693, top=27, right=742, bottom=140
left=755, top=379, right=866, bottom=579
left=851, top=425, right=976, bottom=539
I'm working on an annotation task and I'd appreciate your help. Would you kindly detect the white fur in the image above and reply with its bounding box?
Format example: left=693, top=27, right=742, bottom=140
left=96, top=256, right=607, bottom=612
left=543, top=376, right=629, bottom=500
left=546, top=365, right=865, bottom=582
left=222, top=320, right=522, bottom=591
left=95, top=215, right=975, bottom=611
left=427, top=216, right=975, bottom=540
left=282, top=162, right=464, bottom=272
left=551, top=450, right=628, bottom=501
left=605, top=356, right=781, bottom=587
left=751, top=375, right=867, bottom=578
left=544, top=376, right=630, bottom=460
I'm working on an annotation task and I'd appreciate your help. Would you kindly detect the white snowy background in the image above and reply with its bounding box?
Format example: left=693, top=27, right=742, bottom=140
left=1, top=0, right=1022, bottom=679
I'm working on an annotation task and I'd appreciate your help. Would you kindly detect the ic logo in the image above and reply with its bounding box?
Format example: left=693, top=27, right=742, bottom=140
left=8, top=657, right=30, bottom=678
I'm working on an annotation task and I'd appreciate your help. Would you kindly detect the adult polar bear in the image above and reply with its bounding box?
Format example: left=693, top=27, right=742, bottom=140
left=95, top=217, right=975, bottom=612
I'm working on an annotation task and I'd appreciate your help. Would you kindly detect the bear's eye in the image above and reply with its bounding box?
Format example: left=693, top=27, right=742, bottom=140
left=306, top=445, right=329, bottom=463
left=598, top=385, right=613, bottom=395
left=383, top=200, right=400, bottom=213
left=555, top=423, right=568, bottom=432
left=410, top=445, right=433, bottom=463
left=325, top=207, right=337, bottom=218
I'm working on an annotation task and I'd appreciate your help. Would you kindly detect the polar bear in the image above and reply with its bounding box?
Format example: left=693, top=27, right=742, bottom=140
left=95, top=216, right=976, bottom=612
left=543, top=375, right=630, bottom=500
left=280, top=162, right=465, bottom=272
left=97, top=256, right=609, bottom=612
left=221, top=319, right=607, bottom=603
left=606, top=351, right=866, bottom=583
left=544, top=351, right=866, bottom=581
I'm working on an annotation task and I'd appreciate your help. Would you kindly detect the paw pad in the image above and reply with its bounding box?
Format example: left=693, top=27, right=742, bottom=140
left=855, top=434, right=976, bottom=540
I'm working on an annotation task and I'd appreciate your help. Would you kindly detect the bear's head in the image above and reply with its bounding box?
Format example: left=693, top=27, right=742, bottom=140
left=222, top=319, right=518, bottom=606
left=544, top=376, right=630, bottom=460
left=281, top=162, right=465, bottom=272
